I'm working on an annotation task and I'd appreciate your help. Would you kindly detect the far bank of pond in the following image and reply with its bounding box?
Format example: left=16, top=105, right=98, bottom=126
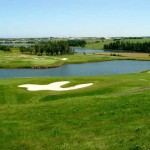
left=0, top=60, right=150, bottom=78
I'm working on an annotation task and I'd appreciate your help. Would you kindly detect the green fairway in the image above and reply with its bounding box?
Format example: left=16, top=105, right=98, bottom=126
left=0, top=50, right=150, bottom=69
left=0, top=51, right=125, bottom=68
left=0, top=51, right=61, bottom=68
left=0, top=72, right=150, bottom=149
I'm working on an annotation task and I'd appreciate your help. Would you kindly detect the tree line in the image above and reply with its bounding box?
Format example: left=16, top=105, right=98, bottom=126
left=104, top=41, right=150, bottom=53
left=0, top=45, right=11, bottom=51
left=67, top=40, right=86, bottom=47
left=20, top=41, right=74, bottom=55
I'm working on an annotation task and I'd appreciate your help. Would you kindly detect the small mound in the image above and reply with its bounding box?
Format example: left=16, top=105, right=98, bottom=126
left=18, top=81, right=93, bottom=91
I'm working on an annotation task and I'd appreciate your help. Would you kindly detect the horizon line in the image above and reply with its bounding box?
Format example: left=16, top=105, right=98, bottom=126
left=0, top=36, right=150, bottom=39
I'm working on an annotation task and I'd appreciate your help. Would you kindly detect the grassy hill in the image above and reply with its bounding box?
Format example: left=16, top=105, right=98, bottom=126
left=84, top=38, right=150, bottom=49
left=0, top=72, right=150, bottom=149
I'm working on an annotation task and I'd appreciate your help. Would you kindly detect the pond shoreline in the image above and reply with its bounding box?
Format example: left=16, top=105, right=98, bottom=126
left=0, top=57, right=150, bottom=69
left=30, top=63, right=64, bottom=69
left=0, top=48, right=150, bottom=69
left=0, top=60, right=150, bottom=78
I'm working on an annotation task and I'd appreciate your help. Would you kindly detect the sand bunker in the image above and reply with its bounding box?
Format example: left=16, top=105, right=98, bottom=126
left=18, top=81, right=93, bottom=91
left=61, top=58, right=68, bottom=60
left=54, top=58, right=68, bottom=61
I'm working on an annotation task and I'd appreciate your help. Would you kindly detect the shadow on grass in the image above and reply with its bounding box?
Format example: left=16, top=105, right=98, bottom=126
left=39, top=88, right=114, bottom=102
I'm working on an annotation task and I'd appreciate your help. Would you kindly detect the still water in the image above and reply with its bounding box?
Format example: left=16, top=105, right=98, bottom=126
left=74, top=48, right=105, bottom=53
left=0, top=60, right=150, bottom=78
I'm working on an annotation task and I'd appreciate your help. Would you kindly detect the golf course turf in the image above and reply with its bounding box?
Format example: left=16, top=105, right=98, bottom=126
left=0, top=72, right=150, bottom=150
left=0, top=45, right=150, bottom=149
left=0, top=50, right=150, bottom=69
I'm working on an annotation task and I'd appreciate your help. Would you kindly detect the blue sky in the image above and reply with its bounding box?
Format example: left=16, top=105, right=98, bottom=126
left=1, top=0, right=150, bottom=38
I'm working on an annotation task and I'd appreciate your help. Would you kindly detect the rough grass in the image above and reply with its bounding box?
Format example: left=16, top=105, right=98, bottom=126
left=0, top=73, right=150, bottom=149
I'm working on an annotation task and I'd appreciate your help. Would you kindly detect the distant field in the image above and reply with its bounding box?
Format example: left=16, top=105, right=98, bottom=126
left=1, top=38, right=150, bottom=50
left=0, top=72, right=150, bottom=149
left=84, top=39, right=113, bottom=49
left=83, top=38, right=150, bottom=49
left=45, top=37, right=150, bottom=49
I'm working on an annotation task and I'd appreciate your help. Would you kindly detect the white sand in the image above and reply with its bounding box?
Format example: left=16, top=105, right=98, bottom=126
left=54, top=58, right=68, bottom=61
left=18, top=81, right=93, bottom=91
left=61, top=58, right=68, bottom=60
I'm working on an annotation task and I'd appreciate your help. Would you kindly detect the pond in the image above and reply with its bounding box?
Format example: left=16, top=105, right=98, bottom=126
left=0, top=60, right=150, bottom=78
left=74, top=48, right=105, bottom=53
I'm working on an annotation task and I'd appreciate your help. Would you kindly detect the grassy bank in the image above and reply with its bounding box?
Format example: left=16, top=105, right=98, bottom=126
left=0, top=51, right=61, bottom=68
left=0, top=51, right=125, bottom=68
left=0, top=50, right=150, bottom=68
left=0, top=72, right=150, bottom=149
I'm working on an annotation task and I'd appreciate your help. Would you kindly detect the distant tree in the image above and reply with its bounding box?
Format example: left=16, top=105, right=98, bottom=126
left=0, top=45, right=11, bottom=51
left=34, top=44, right=40, bottom=55
left=19, top=41, right=74, bottom=56
left=104, top=41, right=150, bottom=53
left=20, top=46, right=27, bottom=53
left=67, top=40, right=86, bottom=47
left=28, top=46, right=35, bottom=54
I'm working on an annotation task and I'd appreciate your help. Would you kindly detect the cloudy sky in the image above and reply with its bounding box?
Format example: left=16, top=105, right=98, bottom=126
left=1, top=0, right=150, bottom=38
